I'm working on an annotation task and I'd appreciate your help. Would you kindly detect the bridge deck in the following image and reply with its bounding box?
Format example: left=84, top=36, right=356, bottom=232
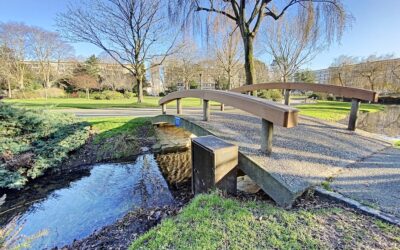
left=152, top=108, right=391, bottom=207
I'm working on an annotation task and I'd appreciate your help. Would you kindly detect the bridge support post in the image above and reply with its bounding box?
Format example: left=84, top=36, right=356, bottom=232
left=284, top=89, right=291, bottom=105
left=161, top=104, right=166, bottom=115
left=192, top=135, right=238, bottom=195
left=220, top=103, right=225, bottom=111
left=261, top=119, right=274, bottom=155
left=348, top=98, right=360, bottom=131
left=177, top=98, right=182, bottom=114
left=203, top=100, right=210, bottom=121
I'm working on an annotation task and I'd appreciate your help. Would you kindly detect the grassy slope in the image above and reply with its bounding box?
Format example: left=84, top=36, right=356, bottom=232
left=296, top=101, right=385, bottom=122
left=5, top=97, right=219, bottom=109
left=83, top=117, right=150, bottom=143
left=131, top=194, right=400, bottom=250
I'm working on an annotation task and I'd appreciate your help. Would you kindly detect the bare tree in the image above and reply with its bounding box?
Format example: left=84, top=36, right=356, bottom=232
left=169, top=0, right=347, bottom=87
left=261, top=12, right=326, bottom=82
left=213, top=27, right=242, bottom=89
left=0, top=22, right=30, bottom=90
left=28, top=27, right=72, bottom=99
left=70, top=73, right=100, bottom=99
left=329, top=55, right=358, bottom=86
left=355, top=55, right=394, bottom=92
left=0, top=45, right=16, bottom=97
left=58, top=0, right=179, bottom=103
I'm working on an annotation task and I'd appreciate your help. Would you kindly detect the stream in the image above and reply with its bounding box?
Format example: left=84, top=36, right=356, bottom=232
left=357, top=105, right=400, bottom=139
left=0, top=154, right=177, bottom=249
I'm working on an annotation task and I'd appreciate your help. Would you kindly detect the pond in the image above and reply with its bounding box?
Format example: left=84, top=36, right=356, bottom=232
left=0, top=154, right=175, bottom=249
left=357, top=105, right=400, bottom=139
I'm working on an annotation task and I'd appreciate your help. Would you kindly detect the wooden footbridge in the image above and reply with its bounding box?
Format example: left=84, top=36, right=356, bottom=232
left=153, top=83, right=383, bottom=207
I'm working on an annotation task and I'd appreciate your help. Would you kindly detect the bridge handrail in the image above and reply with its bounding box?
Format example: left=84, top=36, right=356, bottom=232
left=159, top=89, right=298, bottom=128
left=231, top=82, right=378, bottom=102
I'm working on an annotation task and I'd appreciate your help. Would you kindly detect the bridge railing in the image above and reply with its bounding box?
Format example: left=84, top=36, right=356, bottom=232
left=159, top=89, right=299, bottom=154
left=231, top=82, right=379, bottom=131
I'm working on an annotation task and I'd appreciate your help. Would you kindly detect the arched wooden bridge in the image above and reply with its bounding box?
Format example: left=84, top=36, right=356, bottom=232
left=231, top=82, right=378, bottom=131
left=154, top=84, right=385, bottom=207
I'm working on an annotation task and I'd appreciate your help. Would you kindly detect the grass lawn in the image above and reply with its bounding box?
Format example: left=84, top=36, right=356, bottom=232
left=395, top=140, right=400, bottom=148
left=82, top=117, right=151, bottom=143
left=296, top=101, right=385, bottom=122
left=4, top=97, right=219, bottom=109
left=131, top=193, right=400, bottom=250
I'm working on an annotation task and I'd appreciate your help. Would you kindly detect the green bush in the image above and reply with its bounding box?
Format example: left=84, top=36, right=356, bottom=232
left=123, top=91, right=135, bottom=99
left=308, top=93, right=335, bottom=101
left=91, top=92, right=106, bottom=100
left=103, top=90, right=124, bottom=100
left=0, top=103, right=90, bottom=189
left=258, top=89, right=283, bottom=101
left=12, top=88, right=66, bottom=99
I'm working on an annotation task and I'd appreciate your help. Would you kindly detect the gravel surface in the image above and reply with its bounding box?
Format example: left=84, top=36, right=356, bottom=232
left=176, top=109, right=391, bottom=195
left=331, top=147, right=400, bottom=217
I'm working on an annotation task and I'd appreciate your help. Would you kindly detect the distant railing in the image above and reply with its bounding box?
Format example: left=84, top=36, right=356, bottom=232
left=159, top=89, right=299, bottom=154
left=231, top=82, right=379, bottom=131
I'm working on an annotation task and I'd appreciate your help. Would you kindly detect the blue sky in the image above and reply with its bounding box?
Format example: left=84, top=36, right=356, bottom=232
left=0, top=0, right=399, bottom=70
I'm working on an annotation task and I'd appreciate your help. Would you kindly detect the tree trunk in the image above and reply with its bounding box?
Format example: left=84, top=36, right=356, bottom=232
left=136, top=75, right=144, bottom=103
left=86, top=88, right=90, bottom=99
left=243, top=35, right=256, bottom=86
left=7, top=80, right=11, bottom=98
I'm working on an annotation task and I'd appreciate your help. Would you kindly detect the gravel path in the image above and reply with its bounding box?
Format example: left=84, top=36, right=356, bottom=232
left=331, top=147, right=400, bottom=217
left=177, top=109, right=392, bottom=197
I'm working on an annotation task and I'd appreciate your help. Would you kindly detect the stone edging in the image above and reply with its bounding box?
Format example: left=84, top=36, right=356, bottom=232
left=315, top=187, right=400, bottom=226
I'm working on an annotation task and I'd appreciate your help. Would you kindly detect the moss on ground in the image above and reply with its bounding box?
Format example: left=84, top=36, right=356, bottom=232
left=296, top=101, right=384, bottom=122
left=131, top=193, right=400, bottom=250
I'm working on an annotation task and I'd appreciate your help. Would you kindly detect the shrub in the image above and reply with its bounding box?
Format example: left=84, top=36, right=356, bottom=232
left=91, top=92, right=106, bottom=100
left=308, top=93, right=329, bottom=100
left=103, top=90, right=124, bottom=100
left=12, top=88, right=66, bottom=99
left=0, top=103, right=90, bottom=189
left=123, top=91, right=135, bottom=99
left=258, top=89, right=283, bottom=102
left=159, top=92, right=166, bottom=97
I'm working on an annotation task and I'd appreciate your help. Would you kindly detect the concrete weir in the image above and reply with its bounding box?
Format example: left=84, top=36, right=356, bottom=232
left=151, top=113, right=391, bottom=208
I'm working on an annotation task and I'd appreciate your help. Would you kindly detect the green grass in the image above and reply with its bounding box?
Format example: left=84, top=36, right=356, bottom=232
left=82, top=117, right=151, bottom=143
left=4, top=97, right=219, bottom=109
left=296, top=101, right=385, bottom=122
left=130, top=193, right=400, bottom=250
left=394, top=140, right=400, bottom=148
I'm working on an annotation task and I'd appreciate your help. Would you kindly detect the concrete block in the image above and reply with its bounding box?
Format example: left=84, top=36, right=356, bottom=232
left=191, top=135, right=238, bottom=195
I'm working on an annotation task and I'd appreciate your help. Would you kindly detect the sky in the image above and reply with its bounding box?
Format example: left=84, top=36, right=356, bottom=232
left=0, top=0, right=399, bottom=70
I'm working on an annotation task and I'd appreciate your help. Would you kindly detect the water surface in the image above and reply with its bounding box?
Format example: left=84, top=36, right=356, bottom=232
left=0, top=154, right=174, bottom=249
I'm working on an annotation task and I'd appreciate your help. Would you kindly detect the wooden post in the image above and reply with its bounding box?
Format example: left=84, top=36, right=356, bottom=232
left=203, top=100, right=210, bottom=121
left=348, top=98, right=360, bottom=131
left=220, top=103, right=225, bottom=111
left=177, top=98, right=182, bottom=114
left=261, top=119, right=273, bottom=155
left=161, top=104, right=166, bottom=115
left=284, top=89, right=290, bottom=105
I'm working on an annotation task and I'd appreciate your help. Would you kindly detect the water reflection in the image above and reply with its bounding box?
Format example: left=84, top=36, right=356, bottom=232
left=357, top=105, right=400, bottom=139
left=156, top=150, right=192, bottom=186
left=0, top=154, right=174, bottom=250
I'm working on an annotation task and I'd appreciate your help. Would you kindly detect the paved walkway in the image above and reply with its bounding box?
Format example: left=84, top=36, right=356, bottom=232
left=331, top=147, right=400, bottom=217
